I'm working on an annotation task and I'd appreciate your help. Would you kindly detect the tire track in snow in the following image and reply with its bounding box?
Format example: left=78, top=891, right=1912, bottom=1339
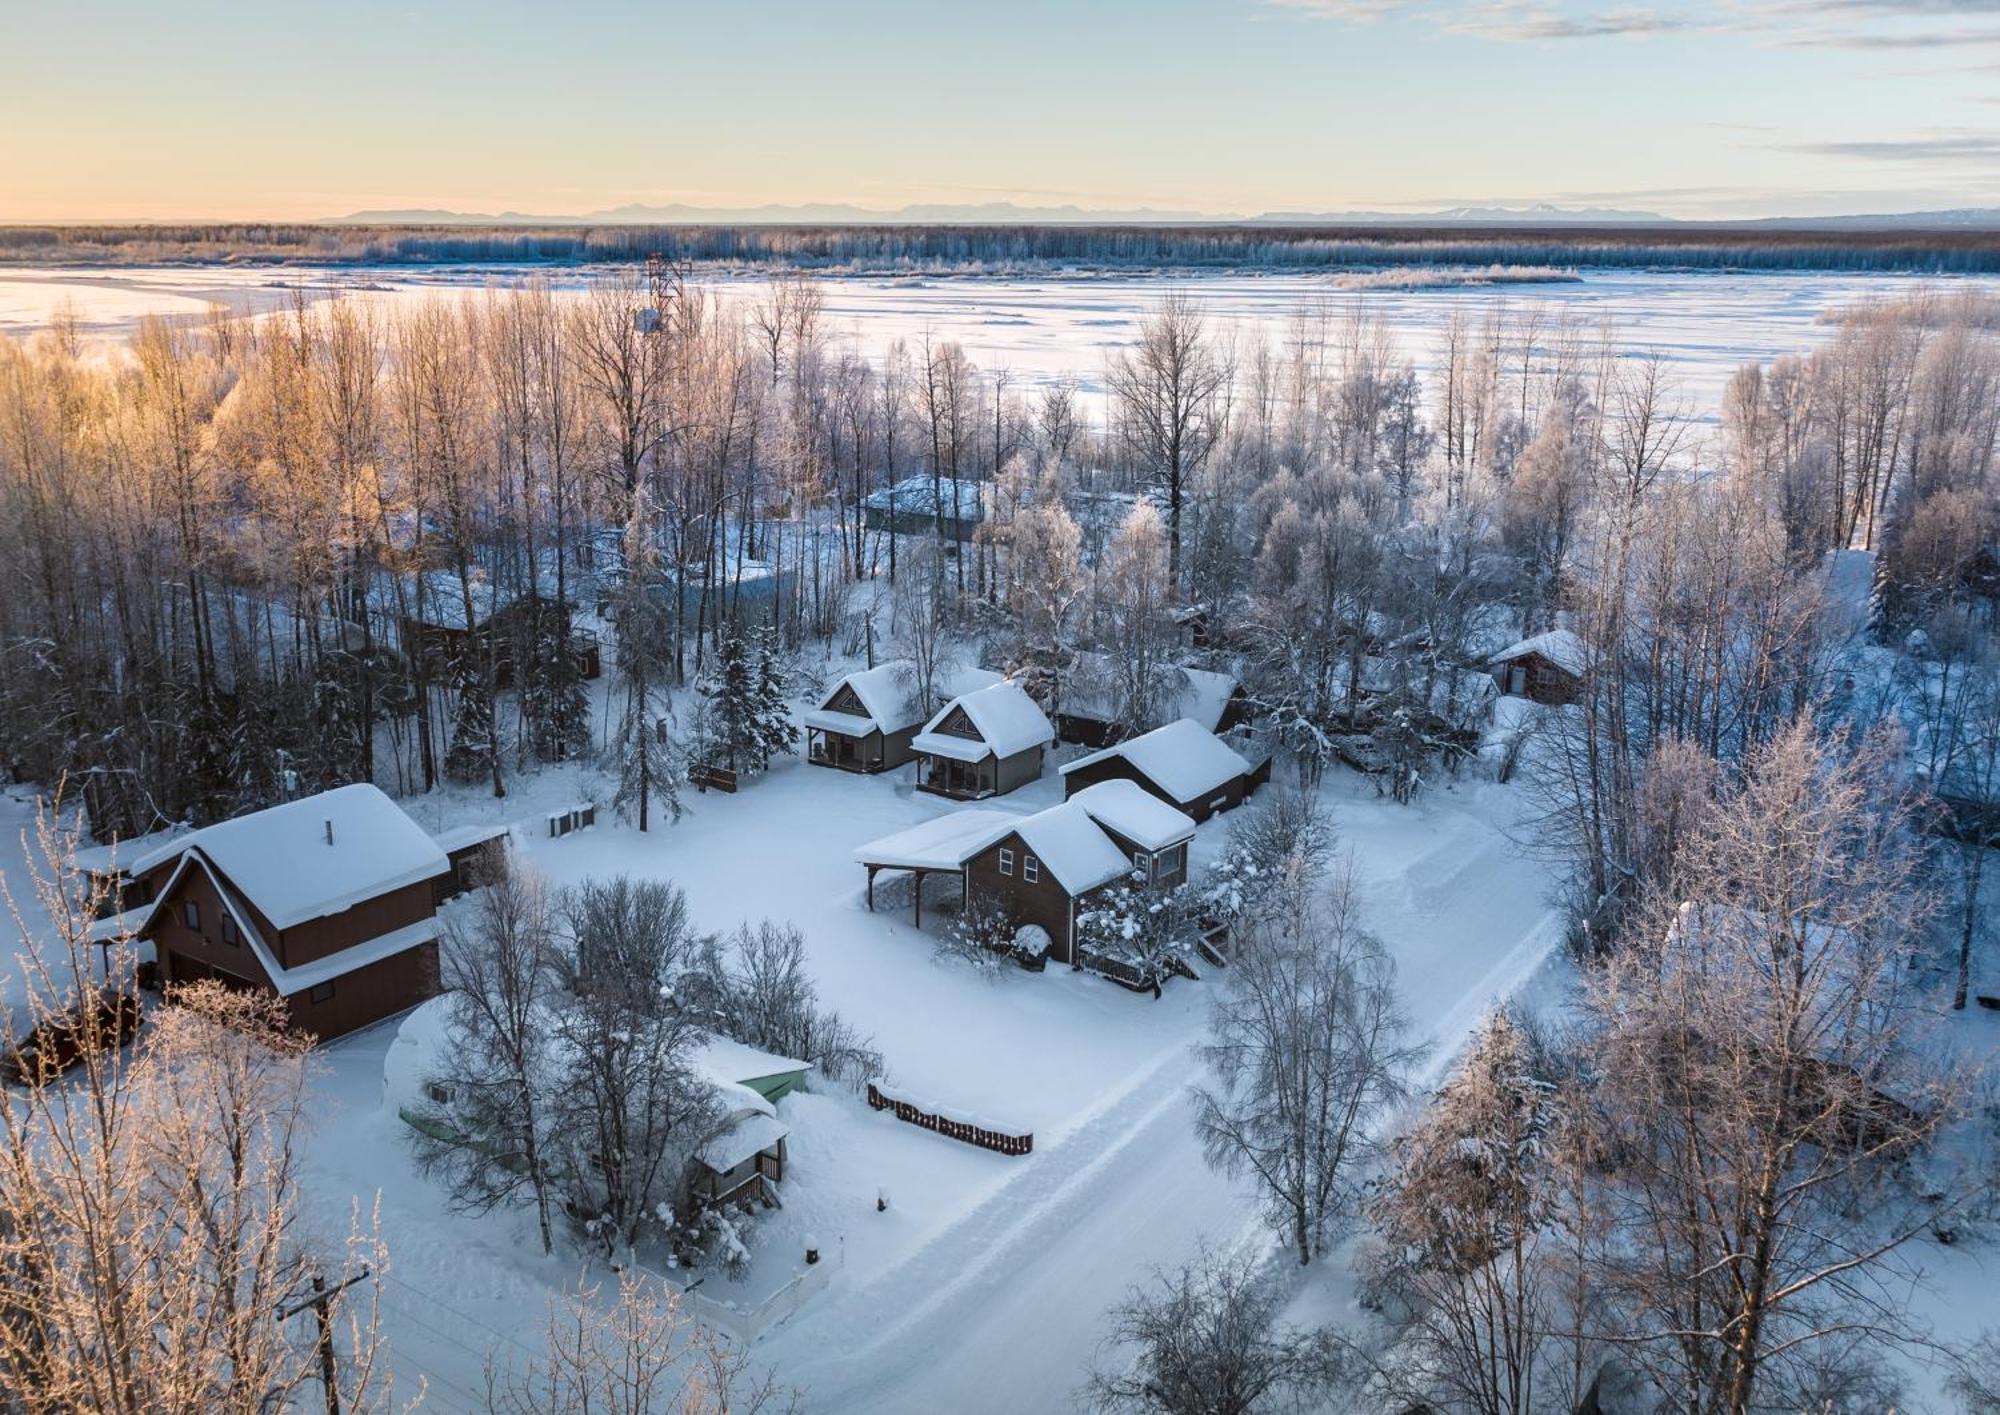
left=761, top=1040, right=1233, bottom=1411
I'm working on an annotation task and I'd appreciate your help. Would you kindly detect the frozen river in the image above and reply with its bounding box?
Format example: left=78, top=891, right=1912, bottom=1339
left=3, top=262, right=1994, bottom=418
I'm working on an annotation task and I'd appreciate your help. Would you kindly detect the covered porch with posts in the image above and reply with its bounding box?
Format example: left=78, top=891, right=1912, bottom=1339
left=852, top=809, right=1016, bottom=927
left=915, top=749, right=997, bottom=800
left=806, top=724, right=885, bottom=773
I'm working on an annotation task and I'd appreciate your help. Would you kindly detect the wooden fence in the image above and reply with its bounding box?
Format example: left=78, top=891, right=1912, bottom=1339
left=866, top=1081, right=1033, bottom=1157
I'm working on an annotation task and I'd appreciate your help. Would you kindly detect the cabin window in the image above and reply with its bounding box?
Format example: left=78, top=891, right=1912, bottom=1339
left=1133, top=850, right=1152, bottom=876
left=998, top=848, right=1014, bottom=877
left=1023, top=855, right=1040, bottom=884
left=183, top=899, right=200, bottom=930
left=425, top=1082, right=454, bottom=1107
left=220, top=913, right=238, bottom=945
left=1508, top=665, right=1527, bottom=695
left=308, top=982, right=335, bottom=1004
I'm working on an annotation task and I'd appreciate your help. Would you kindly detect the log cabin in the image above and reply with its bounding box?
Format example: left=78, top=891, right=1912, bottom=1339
left=1060, top=717, right=1257, bottom=822
left=127, top=785, right=453, bottom=1040
left=1487, top=629, right=1587, bottom=706
left=912, top=682, right=1055, bottom=800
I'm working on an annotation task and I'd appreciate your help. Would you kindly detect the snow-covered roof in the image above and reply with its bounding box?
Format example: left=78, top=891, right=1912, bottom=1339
left=694, top=1035, right=813, bottom=1087
left=431, top=822, right=511, bottom=856
left=853, top=809, right=1021, bottom=872
left=697, top=1112, right=790, bottom=1174
left=861, top=475, right=987, bottom=520
left=1062, top=655, right=1239, bottom=732
left=1068, top=780, right=1197, bottom=852
left=1488, top=628, right=1587, bottom=678
left=938, top=665, right=1005, bottom=701
left=808, top=660, right=925, bottom=736
left=1005, top=802, right=1136, bottom=896
left=72, top=823, right=189, bottom=879
left=912, top=682, right=1054, bottom=763
left=1060, top=717, right=1252, bottom=804
left=131, top=785, right=449, bottom=930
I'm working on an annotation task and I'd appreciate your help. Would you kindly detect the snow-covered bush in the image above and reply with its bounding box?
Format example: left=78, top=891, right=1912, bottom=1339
left=936, top=897, right=1018, bottom=976
left=1074, top=875, right=1203, bottom=984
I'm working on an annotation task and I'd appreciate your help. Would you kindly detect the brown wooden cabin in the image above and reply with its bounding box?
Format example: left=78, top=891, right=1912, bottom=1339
left=1060, top=718, right=1257, bottom=823
left=912, top=682, right=1055, bottom=800
left=1053, top=657, right=1250, bottom=750
left=132, top=785, right=453, bottom=1041
left=1488, top=630, right=1586, bottom=707
left=804, top=662, right=924, bottom=773
left=399, top=575, right=598, bottom=690
left=964, top=785, right=1197, bottom=964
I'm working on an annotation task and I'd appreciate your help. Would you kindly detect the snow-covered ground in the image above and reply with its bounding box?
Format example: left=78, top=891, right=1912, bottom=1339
left=270, top=744, right=1561, bottom=1413
left=6, top=264, right=1998, bottom=421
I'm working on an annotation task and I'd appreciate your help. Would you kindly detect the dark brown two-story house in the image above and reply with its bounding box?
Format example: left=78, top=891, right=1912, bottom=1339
left=962, top=781, right=1198, bottom=964
left=130, top=785, right=453, bottom=1040
left=912, top=681, right=1055, bottom=800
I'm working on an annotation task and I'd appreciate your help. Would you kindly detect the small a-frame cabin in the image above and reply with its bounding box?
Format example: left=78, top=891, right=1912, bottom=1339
left=804, top=661, right=926, bottom=773
left=912, top=682, right=1055, bottom=800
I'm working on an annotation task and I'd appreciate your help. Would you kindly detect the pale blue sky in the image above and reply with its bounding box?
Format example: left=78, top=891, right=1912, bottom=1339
left=3, top=0, right=1997, bottom=220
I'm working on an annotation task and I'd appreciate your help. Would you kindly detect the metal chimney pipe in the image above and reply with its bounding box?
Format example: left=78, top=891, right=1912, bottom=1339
left=324, top=819, right=335, bottom=846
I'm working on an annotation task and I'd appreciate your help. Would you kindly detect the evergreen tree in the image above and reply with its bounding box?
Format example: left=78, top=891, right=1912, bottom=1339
left=444, top=667, right=500, bottom=786
left=523, top=615, right=592, bottom=764
left=696, top=632, right=759, bottom=773
left=751, top=630, right=794, bottom=769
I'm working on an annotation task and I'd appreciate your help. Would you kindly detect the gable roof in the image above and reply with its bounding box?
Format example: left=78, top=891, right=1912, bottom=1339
left=807, top=660, right=925, bottom=736
left=693, top=1035, right=813, bottom=1089
left=912, top=682, right=1054, bottom=763
left=129, top=784, right=449, bottom=930
left=1062, top=654, right=1240, bottom=732
left=1488, top=628, right=1588, bottom=678
left=1068, top=780, right=1198, bottom=852
left=1061, top=717, right=1252, bottom=804
left=1004, top=802, right=1138, bottom=895
left=151, top=850, right=440, bottom=996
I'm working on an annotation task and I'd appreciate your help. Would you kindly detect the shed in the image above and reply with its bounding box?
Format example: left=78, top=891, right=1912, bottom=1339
left=1488, top=629, right=1587, bottom=706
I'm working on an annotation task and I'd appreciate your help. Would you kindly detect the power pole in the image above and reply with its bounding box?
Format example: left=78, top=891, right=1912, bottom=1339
left=277, top=1265, right=371, bottom=1415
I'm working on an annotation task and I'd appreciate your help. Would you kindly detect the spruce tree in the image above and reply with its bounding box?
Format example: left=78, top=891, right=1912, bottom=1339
left=696, top=632, right=759, bottom=773
left=751, top=630, right=794, bottom=770
left=444, top=668, right=500, bottom=786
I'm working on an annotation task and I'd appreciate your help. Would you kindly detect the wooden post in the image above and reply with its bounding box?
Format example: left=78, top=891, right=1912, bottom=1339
left=313, top=1274, right=340, bottom=1415
left=866, top=866, right=875, bottom=912
left=913, top=869, right=922, bottom=928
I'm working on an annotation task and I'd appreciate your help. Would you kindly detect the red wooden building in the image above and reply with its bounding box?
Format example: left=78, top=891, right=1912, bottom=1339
left=125, top=785, right=457, bottom=1040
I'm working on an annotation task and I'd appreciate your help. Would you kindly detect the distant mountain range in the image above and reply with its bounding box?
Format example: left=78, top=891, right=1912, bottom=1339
left=326, top=200, right=2000, bottom=230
